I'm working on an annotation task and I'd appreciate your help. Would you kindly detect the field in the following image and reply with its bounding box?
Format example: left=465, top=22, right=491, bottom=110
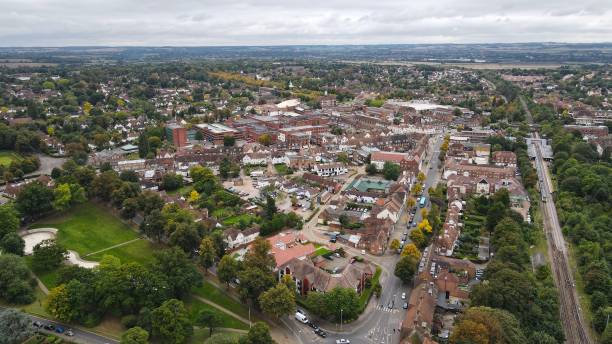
left=31, top=202, right=157, bottom=265
left=185, top=296, right=249, bottom=330
left=0, top=150, right=21, bottom=166
left=193, top=281, right=252, bottom=320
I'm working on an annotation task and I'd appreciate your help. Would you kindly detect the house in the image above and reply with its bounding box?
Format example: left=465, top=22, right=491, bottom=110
left=278, top=256, right=374, bottom=295
left=400, top=281, right=437, bottom=339
left=265, top=232, right=316, bottom=269
left=242, top=153, right=268, bottom=166
left=491, top=151, right=517, bottom=167
left=224, top=227, right=260, bottom=250
left=311, top=163, right=348, bottom=177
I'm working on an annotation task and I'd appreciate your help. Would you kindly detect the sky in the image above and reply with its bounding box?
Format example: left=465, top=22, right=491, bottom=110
left=1, top=0, right=611, bottom=46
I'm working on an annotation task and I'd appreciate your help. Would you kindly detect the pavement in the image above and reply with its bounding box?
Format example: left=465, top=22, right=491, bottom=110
left=290, top=132, right=445, bottom=344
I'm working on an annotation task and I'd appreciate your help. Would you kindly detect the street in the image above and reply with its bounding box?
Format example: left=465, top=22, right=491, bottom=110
left=0, top=307, right=118, bottom=344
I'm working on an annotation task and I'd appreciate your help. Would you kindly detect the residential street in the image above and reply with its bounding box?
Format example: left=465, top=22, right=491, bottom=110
left=291, top=132, right=444, bottom=344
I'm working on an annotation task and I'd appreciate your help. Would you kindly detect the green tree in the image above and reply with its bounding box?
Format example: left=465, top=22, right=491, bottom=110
left=52, top=183, right=73, bottom=211
left=389, top=239, right=400, bottom=251
left=0, top=204, right=19, bottom=239
left=382, top=162, right=401, bottom=181
left=258, top=283, right=296, bottom=319
left=264, top=196, right=277, bottom=220
left=0, top=255, right=35, bottom=304
left=196, top=309, right=222, bottom=336
left=162, top=173, right=184, bottom=191
left=223, top=136, right=236, bottom=147
left=15, top=181, right=54, bottom=218
left=32, top=239, right=68, bottom=271
left=0, top=308, right=34, bottom=344
left=238, top=267, right=276, bottom=303
left=150, top=248, right=201, bottom=298
left=151, top=299, right=193, bottom=344
left=257, top=134, right=272, bottom=146
left=394, top=255, right=418, bottom=283
left=121, top=327, right=149, bottom=344
left=199, top=237, right=216, bottom=274
left=365, top=163, right=378, bottom=175
left=0, top=232, right=25, bottom=256
left=409, top=229, right=426, bottom=248
left=218, top=254, right=240, bottom=288
left=239, top=322, right=274, bottom=344
left=244, top=237, right=275, bottom=272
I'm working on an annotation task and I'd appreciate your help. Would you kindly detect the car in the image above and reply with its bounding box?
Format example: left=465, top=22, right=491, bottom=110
left=401, top=292, right=406, bottom=300
left=66, top=329, right=74, bottom=337
left=403, top=302, right=408, bottom=309
left=361, top=250, right=366, bottom=255
left=43, top=324, right=55, bottom=331
left=336, top=340, right=351, bottom=344
left=55, top=326, right=65, bottom=334
left=388, top=301, right=393, bottom=309
left=317, top=329, right=327, bottom=338
left=32, top=321, right=43, bottom=328
left=307, top=322, right=318, bottom=330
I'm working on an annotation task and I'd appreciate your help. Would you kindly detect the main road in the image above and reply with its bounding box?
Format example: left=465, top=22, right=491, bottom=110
left=292, top=132, right=445, bottom=344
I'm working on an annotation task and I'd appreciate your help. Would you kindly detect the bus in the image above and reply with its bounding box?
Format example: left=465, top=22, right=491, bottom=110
left=419, top=196, right=427, bottom=208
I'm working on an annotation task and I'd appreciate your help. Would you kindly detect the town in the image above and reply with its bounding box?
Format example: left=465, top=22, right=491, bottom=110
left=0, top=51, right=610, bottom=344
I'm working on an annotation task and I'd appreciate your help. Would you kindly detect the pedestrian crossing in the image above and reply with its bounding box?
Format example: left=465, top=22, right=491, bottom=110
left=376, top=305, right=401, bottom=313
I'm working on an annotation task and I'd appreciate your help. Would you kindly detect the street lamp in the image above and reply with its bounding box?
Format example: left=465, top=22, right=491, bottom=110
left=340, top=308, right=343, bottom=331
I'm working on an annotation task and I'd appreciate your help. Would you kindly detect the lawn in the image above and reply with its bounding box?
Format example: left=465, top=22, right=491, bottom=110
left=185, top=296, right=249, bottom=330
left=212, top=207, right=236, bottom=220
left=193, top=281, right=251, bottom=320
left=310, top=246, right=332, bottom=258
left=31, top=202, right=156, bottom=265
left=189, top=329, right=243, bottom=344
left=358, top=267, right=382, bottom=312
left=273, top=164, right=293, bottom=175
left=0, top=150, right=21, bottom=166
left=222, top=213, right=259, bottom=227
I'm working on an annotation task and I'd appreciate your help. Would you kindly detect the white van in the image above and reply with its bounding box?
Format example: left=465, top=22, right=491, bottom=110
left=295, top=311, right=308, bottom=324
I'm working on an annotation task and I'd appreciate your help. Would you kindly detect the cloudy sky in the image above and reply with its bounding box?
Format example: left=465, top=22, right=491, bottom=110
left=1, top=0, right=611, bottom=46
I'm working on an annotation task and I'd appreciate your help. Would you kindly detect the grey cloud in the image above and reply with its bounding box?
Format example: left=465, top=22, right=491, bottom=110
left=0, top=0, right=610, bottom=46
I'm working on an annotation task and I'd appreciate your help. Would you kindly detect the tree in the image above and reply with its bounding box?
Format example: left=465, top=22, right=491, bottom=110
left=365, top=163, right=378, bottom=175
left=0, top=204, right=19, bottom=239
left=121, top=327, right=149, bottom=344
left=382, top=162, right=401, bottom=181
left=450, top=319, right=488, bottom=344
left=238, top=267, right=276, bottom=303
left=218, top=254, right=240, bottom=288
left=188, top=190, right=200, bottom=204
left=199, top=237, right=216, bottom=274
left=239, top=322, right=274, bottom=344
left=258, top=283, right=296, bottom=319
left=0, top=308, right=34, bottom=344
left=32, top=239, right=68, bottom=271
left=337, top=152, right=349, bottom=164
left=150, top=248, right=201, bottom=298
left=395, top=255, right=418, bottom=284
left=244, top=237, right=276, bottom=272
left=401, top=243, right=421, bottom=260
left=0, top=254, right=35, bottom=304
left=52, top=183, right=73, bottom=211
left=264, top=196, right=277, bottom=220
left=121, top=198, right=139, bottom=219
left=140, top=209, right=166, bottom=242
left=257, top=134, right=272, bottom=146
left=15, top=181, right=54, bottom=218
left=223, top=136, right=236, bottom=147
left=389, top=239, right=400, bottom=251
left=411, top=183, right=422, bottom=195
left=417, top=219, right=432, bottom=233
left=162, top=173, right=183, bottom=191
left=409, top=229, right=426, bottom=248
left=406, top=197, right=416, bottom=208
left=196, top=309, right=222, bottom=336
left=168, top=223, right=200, bottom=254
left=417, top=171, right=426, bottom=183
left=0, top=232, right=25, bottom=256
left=151, top=299, right=193, bottom=344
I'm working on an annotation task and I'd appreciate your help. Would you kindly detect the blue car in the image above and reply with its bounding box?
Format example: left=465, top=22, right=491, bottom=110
left=55, top=326, right=65, bottom=334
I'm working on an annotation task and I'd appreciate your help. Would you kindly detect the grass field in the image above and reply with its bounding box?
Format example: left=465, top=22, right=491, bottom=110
left=185, top=296, right=249, bottom=330
left=222, top=213, right=259, bottom=227
left=31, top=202, right=157, bottom=265
left=193, top=281, right=251, bottom=320
left=0, top=150, right=21, bottom=166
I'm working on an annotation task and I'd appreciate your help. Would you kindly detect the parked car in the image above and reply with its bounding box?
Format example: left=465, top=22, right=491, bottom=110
left=66, top=329, right=74, bottom=337
left=401, top=292, right=406, bottom=300
left=336, top=340, right=350, bottom=344
left=307, top=321, right=318, bottom=330
left=43, top=324, right=55, bottom=331
left=403, top=302, right=408, bottom=309
left=32, top=321, right=43, bottom=329
left=315, top=328, right=327, bottom=337
left=55, top=326, right=65, bottom=334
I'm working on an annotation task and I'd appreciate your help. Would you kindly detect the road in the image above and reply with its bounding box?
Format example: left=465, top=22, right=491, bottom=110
left=522, top=94, right=592, bottom=344
left=291, top=132, right=444, bottom=344
left=0, top=307, right=118, bottom=344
